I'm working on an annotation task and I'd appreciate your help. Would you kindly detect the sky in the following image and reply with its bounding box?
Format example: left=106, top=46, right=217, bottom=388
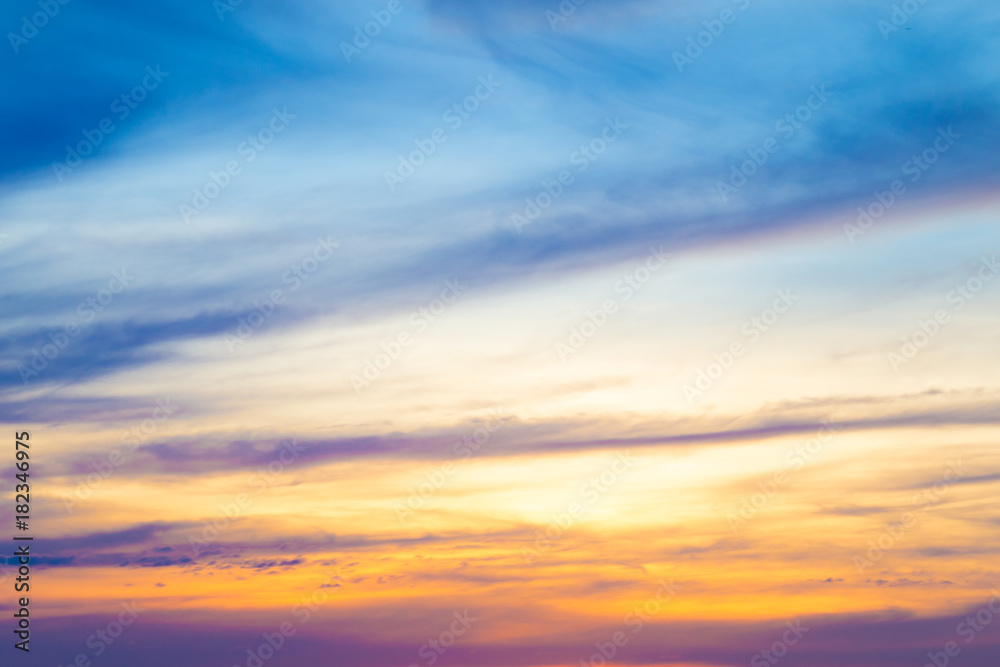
left=2, top=0, right=1000, bottom=665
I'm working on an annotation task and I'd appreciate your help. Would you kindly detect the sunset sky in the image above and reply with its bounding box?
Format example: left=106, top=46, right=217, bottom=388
left=2, top=0, right=1000, bottom=665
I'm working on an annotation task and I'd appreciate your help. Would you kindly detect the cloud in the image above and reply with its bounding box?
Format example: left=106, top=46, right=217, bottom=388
left=13, top=605, right=1000, bottom=667
left=1, top=1, right=997, bottom=396
left=0, top=309, right=249, bottom=390
left=26, top=390, right=997, bottom=480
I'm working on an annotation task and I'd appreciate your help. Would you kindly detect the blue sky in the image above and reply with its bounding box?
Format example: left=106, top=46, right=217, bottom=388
left=4, top=0, right=998, bottom=393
